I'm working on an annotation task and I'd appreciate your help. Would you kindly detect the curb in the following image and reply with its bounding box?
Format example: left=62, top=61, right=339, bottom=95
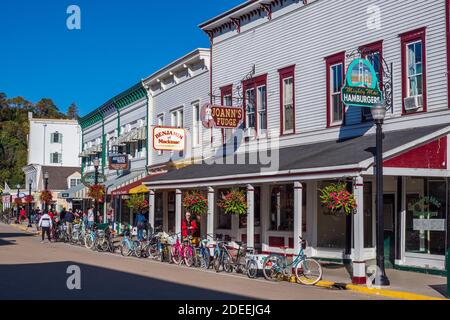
left=9, top=223, right=40, bottom=236
left=314, top=280, right=448, bottom=300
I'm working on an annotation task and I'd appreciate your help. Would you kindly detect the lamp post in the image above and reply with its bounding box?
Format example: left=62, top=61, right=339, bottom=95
left=371, top=104, right=390, bottom=286
left=93, top=158, right=100, bottom=223
left=16, top=184, right=20, bottom=224
left=44, top=172, right=49, bottom=214
left=27, top=179, right=33, bottom=227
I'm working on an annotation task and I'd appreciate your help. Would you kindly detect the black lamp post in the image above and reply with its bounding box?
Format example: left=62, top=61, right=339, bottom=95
left=27, top=178, right=33, bottom=227
left=371, top=104, right=390, bottom=286
left=16, top=184, right=20, bottom=224
left=94, top=158, right=100, bottom=223
left=44, top=172, right=49, bottom=214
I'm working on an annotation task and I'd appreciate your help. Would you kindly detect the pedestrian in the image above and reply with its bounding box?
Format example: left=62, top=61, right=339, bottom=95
left=38, top=211, right=53, bottom=243
left=19, top=207, right=26, bottom=224
left=181, top=211, right=198, bottom=242
left=64, top=209, right=75, bottom=240
left=82, top=211, right=88, bottom=229
left=87, top=206, right=95, bottom=229
left=134, top=211, right=147, bottom=241
left=107, top=209, right=113, bottom=225
left=60, top=207, right=67, bottom=221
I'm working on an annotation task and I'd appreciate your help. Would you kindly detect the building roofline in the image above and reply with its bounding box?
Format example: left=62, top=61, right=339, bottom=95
left=198, top=0, right=259, bottom=29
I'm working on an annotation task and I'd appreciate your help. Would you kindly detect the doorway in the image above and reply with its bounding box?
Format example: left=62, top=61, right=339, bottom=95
left=383, top=194, right=396, bottom=268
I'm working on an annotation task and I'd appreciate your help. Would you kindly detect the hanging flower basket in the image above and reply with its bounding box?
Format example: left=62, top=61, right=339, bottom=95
left=319, top=183, right=356, bottom=215
left=40, top=190, right=53, bottom=203
left=14, top=197, right=22, bottom=206
left=182, top=191, right=208, bottom=216
left=88, top=184, right=105, bottom=202
left=126, top=194, right=149, bottom=211
left=23, top=195, right=34, bottom=204
left=218, top=188, right=248, bottom=216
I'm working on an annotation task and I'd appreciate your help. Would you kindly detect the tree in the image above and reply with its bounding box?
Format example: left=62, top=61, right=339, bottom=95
left=67, top=102, right=79, bottom=120
left=34, top=98, right=67, bottom=119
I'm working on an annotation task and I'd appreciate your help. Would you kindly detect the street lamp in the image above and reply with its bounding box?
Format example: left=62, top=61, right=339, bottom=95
left=371, top=104, right=390, bottom=286
left=27, top=178, right=33, bottom=227
left=44, top=172, right=49, bottom=214
left=93, top=158, right=100, bottom=223
left=16, top=184, right=21, bottom=224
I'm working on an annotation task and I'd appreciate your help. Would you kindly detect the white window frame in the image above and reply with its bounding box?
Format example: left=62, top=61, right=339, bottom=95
left=257, top=85, right=267, bottom=133
left=406, top=40, right=423, bottom=98
left=245, top=88, right=256, bottom=130
left=170, top=107, right=184, bottom=128
left=192, top=102, right=201, bottom=147
left=282, top=76, right=294, bottom=135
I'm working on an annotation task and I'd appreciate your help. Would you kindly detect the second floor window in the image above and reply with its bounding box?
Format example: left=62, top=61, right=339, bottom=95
left=51, top=132, right=62, bottom=144
left=279, top=65, right=295, bottom=135
left=406, top=41, right=423, bottom=98
left=243, top=74, right=267, bottom=135
left=171, top=108, right=184, bottom=128
left=326, top=52, right=345, bottom=127
left=50, top=152, right=62, bottom=164
left=192, top=102, right=201, bottom=147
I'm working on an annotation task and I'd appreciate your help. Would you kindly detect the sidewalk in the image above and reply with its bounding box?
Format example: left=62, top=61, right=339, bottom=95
left=320, top=262, right=448, bottom=300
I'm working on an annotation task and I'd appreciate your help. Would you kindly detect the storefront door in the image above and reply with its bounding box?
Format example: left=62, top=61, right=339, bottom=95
left=383, top=194, right=396, bottom=268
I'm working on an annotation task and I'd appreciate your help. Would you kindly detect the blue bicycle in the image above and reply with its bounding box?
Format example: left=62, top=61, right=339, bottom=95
left=262, top=237, right=322, bottom=285
left=119, top=229, right=140, bottom=257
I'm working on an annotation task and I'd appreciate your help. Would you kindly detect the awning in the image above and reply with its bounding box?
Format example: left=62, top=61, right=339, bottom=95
left=111, top=174, right=160, bottom=196
left=107, top=170, right=147, bottom=194
left=137, top=126, right=146, bottom=141
left=143, top=124, right=450, bottom=188
left=59, top=184, right=86, bottom=199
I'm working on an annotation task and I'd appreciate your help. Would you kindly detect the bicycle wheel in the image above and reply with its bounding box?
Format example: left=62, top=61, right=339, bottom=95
left=85, top=235, right=94, bottom=250
left=213, top=252, right=222, bottom=272
left=200, top=248, right=210, bottom=269
left=295, top=258, right=323, bottom=286
left=223, top=254, right=233, bottom=273
left=119, top=244, right=127, bottom=256
left=262, top=255, right=284, bottom=282
left=247, top=260, right=258, bottom=279
left=134, top=241, right=142, bottom=258
left=183, top=246, right=194, bottom=267
left=147, top=244, right=159, bottom=260
left=171, top=246, right=182, bottom=265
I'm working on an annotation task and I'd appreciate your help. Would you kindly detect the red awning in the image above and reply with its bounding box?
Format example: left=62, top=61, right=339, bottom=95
left=111, top=174, right=161, bottom=197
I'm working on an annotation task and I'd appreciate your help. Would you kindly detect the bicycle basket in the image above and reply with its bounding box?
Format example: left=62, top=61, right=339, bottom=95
left=166, top=234, right=178, bottom=245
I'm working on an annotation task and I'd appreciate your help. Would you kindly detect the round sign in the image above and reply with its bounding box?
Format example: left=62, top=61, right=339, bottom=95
left=200, top=103, right=215, bottom=129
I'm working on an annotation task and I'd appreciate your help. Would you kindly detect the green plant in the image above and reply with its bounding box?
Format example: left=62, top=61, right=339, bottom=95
left=218, top=189, right=248, bottom=216
left=126, top=194, right=149, bottom=211
left=319, top=183, right=356, bottom=215
left=182, top=191, right=208, bottom=215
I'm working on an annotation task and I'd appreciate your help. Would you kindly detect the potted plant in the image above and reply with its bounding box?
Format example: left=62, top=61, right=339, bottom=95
left=126, top=194, right=149, bottom=211
left=182, top=191, right=208, bottom=216
left=218, top=188, right=248, bottom=216
left=319, top=183, right=356, bottom=215
left=88, top=184, right=105, bottom=202
left=39, top=190, right=53, bottom=203
left=24, top=195, right=34, bottom=204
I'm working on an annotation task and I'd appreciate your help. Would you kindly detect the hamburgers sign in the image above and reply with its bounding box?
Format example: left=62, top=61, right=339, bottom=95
left=153, top=127, right=185, bottom=151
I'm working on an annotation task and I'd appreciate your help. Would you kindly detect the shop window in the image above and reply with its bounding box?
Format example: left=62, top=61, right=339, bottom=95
left=168, top=191, right=176, bottom=234
left=405, top=177, right=446, bottom=256
left=154, top=192, right=163, bottom=230
left=401, top=28, right=427, bottom=114
left=269, top=184, right=305, bottom=232
left=217, top=189, right=232, bottom=230
left=325, top=52, right=345, bottom=127
left=279, top=65, right=295, bottom=135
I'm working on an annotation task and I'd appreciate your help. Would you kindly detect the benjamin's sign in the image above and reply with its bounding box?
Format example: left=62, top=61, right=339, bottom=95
left=201, top=103, right=243, bottom=129
left=341, top=58, right=383, bottom=108
left=153, top=127, right=185, bottom=151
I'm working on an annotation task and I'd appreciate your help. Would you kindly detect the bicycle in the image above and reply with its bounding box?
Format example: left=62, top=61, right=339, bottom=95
left=192, top=234, right=213, bottom=269
left=262, top=237, right=322, bottom=285
left=170, top=233, right=194, bottom=267
left=119, top=229, right=140, bottom=257
left=212, top=237, right=233, bottom=273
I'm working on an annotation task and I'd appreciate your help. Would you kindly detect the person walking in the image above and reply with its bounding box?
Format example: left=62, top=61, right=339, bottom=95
left=64, top=209, right=75, bottom=241
left=134, top=211, right=147, bottom=241
left=38, top=211, right=53, bottom=243
left=87, top=206, right=95, bottom=229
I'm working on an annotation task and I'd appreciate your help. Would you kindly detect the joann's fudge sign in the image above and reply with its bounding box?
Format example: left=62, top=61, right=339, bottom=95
left=153, top=127, right=185, bottom=151
left=201, top=103, right=243, bottom=129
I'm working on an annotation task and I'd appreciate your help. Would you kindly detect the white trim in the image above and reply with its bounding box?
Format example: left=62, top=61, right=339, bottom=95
left=364, top=167, right=450, bottom=177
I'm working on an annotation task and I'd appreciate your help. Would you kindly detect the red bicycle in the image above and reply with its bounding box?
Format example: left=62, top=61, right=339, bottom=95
left=170, top=233, right=194, bottom=267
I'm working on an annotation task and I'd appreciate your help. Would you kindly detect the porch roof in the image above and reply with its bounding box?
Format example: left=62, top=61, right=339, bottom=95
left=145, top=124, right=450, bottom=187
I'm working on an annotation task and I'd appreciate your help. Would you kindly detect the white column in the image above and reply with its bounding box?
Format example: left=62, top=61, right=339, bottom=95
left=175, top=189, right=182, bottom=236
left=149, top=190, right=155, bottom=231
left=353, top=175, right=366, bottom=284
left=207, top=187, right=215, bottom=240
left=163, top=192, right=168, bottom=233
left=294, top=181, right=303, bottom=254
left=247, top=184, right=255, bottom=250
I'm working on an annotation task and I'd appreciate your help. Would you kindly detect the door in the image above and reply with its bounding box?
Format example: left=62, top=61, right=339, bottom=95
left=383, top=194, right=396, bottom=268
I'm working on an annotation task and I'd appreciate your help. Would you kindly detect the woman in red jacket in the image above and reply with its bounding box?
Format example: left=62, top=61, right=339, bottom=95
left=181, top=212, right=199, bottom=241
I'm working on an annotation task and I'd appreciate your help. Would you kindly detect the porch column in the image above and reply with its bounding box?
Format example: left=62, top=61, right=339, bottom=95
left=175, top=189, right=182, bottom=236
left=247, top=184, right=255, bottom=250
left=149, top=190, right=155, bottom=232
left=353, top=175, right=366, bottom=284
left=294, top=181, right=303, bottom=254
left=207, top=187, right=215, bottom=239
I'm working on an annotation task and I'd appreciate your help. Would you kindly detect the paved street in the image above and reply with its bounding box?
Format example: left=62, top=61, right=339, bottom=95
left=0, top=223, right=389, bottom=300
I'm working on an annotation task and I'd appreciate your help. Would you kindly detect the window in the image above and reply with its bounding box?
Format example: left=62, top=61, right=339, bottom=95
left=51, top=132, right=63, bottom=144
left=70, top=179, right=81, bottom=188
left=269, top=184, right=293, bottom=232
left=217, top=189, right=232, bottom=230
left=401, top=28, right=427, bottom=113
left=50, top=152, right=62, bottom=164
left=243, top=74, right=267, bottom=135
left=325, top=52, right=345, bottom=127
left=192, top=102, right=201, bottom=147
left=279, top=66, right=295, bottom=135
left=220, top=85, right=233, bottom=144
left=171, top=108, right=184, bottom=128
left=360, top=41, right=383, bottom=122
left=157, top=114, right=164, bottom=155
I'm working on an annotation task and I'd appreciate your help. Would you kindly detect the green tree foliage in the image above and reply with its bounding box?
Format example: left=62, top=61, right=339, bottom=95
left=0, top=92, right=69, bottom=187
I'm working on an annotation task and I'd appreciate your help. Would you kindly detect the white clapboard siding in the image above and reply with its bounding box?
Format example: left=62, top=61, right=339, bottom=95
left=211, top=0, right=448, bottom=146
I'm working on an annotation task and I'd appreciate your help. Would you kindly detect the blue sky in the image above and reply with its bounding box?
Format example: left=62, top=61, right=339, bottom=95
left=0, top=0, right=243, bottom=116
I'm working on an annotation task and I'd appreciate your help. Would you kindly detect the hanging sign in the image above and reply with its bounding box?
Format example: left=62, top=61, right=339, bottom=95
left=341, top=58, right=383, bottom=108
left=82, top=172, right=106, bottom=187
left=201, top=103, right=243, bottom=129
left=153, top=127, right=185, bottom=151
left=109, top=155, right=129, bottom=171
